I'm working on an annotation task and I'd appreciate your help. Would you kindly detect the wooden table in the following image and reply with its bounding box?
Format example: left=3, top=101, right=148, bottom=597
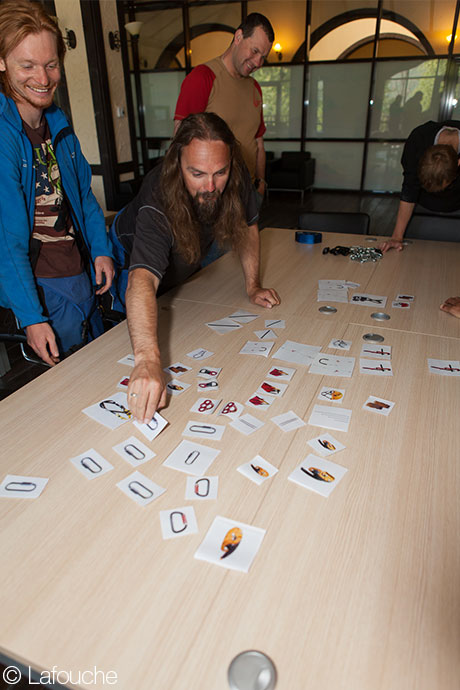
left=1, top=230, right=459, bottom=690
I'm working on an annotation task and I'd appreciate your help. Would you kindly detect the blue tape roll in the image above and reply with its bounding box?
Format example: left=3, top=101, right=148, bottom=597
left=295, top=231, right=322, bottom=244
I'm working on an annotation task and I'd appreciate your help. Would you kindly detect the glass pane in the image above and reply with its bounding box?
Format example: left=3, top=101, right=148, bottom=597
left=382, top=1, right=456, bottom=57
left=248, top=0, right=306, bottom=63
left=364, top=142, right=404, bottom=192
left=306, top=63, right=371, bottom=138
left=133, top=9, right=184, bottom=70
left=189, top=3, right=241, bottom=67
left=369, top=59, right=447, bottom=138
left=264, top=141, right=301, bottom=157
left=306, top=142, right=364, bottom=189
left=310, top=1, right=378, bottom=61
left=257, top=65, right=303, bottom=138
left=132, top=72, right=185, bottom=139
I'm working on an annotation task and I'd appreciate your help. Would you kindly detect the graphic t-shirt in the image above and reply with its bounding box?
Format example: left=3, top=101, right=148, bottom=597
left=23, top=119, right=82, bottom=278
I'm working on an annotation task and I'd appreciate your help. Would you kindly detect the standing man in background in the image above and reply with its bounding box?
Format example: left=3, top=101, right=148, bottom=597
left=174, top=12, right=274, bottom=206
left=0, top=0, right=114, bottom=365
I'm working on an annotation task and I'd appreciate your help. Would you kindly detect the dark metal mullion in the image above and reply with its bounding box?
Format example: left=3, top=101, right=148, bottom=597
left=300, top=0, right=311, bottom=153
left=117, top=0, right=140, bottom=181
left=183, top=4, right=191, bottom=74
left=359, top=0, right=383, bottom=193
left=439, top=0, right=460, bottom=121
left=241, top=1, right=247, bottom=23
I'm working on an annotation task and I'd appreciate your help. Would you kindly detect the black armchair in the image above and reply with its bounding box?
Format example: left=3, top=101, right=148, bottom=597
left=266, top=151, right=315, bottom=203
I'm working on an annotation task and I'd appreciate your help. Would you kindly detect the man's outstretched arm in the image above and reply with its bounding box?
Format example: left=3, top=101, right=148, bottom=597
left=237, top=223, right=280, bottom=308
left=380, top=201, right=415, bottom=252
left=125, top=268, right=167, bottom=422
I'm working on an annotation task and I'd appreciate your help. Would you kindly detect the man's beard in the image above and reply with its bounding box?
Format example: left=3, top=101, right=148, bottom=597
left=191, top=191, right=222, bottom=225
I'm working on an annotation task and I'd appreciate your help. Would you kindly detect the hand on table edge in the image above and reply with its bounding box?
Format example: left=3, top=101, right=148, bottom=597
left=25, top=322, right=60, bottom=366
left=379, top=238, right=404, bottom=253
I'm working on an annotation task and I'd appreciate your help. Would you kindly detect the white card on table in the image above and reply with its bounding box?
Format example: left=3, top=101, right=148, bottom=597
left=266, top=365, right=296, bottom=381
left=0, top=474, right=48, bottom=499
left=272, top=340, right=321, bottom=367
left=317, top=386, right=345, bottom=403
left=254, top=328, right=278, bottom=340
left=206, top=317, right=242, bottom=334
left=246, top=392, right=275, bottom=410
left=392, top=300, right=410, bottom=309
left=228, top=310, right=259, bottom=323
left=363, top=396, right=395, bottom=416
left=160, top=506, right=198, bottom=539
left=163, top=440, right=220, bottom=476
left=237, top=455, right=278, bottom=485
left=360, top=344, right=391, bottom=359
left=197, top=366, right=222, bottom=380
left=186, top=347, right=214, bottom=361
left=264, top=318, right=285, bottom=329
left=307, top=433, right=345, bottom=457
left=183, top=420, right=225, bottom=441
left=70, top=449, right=113, bottom=479
left=309, top=353, right=355, bottom=378
left=82, top=391, right=132, bottom=430
left=318, top=279, right=348, bottom=290
left=271, top=410, right=306, bottom=432
left=317, top=290, right=348, bottom=303
left=190, top=397, right=222, bottom=415
left=288, top=454, right=347, bottom=497
left=166, top=379, right=191, bottom=396
left=116, top=471, right=165, bottom=507
left=112, top=436, right=156, bottom=466
left=359, top=358, right=393, bottom=376
left=133, top=411, right=168, bottom=441
left=396, top=294, right=414, bottom=302
left=117, top=354, right=135, bottom=367
left=230, top=413, right=264, bottom=436
left=218, top=401, right=244, bottom=419
left=163, top=362, right=192, bottom=377
left=117, top=375, right=130, bottom=390
left=427, top=359, right=460, bottom=376
left=256, top=380, right=288, bottom=398
left=239, top=340, right=274, bottom=357
left=194, top=516, right=266, bottom=573
left=327, top=338, right=352, bottom=350
left=185, top=476, right=219, bottom=500
left=350, top=293, right=387, bottom=307
left=308, top=404, right=352, bottom=432
left=197, top=378, right=219, bottom=391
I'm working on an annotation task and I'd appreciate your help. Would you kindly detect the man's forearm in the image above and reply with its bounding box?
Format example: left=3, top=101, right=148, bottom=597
left=255, top=138, right=266, bottom=182
left=125, top=269, right=161, bottom=363
left=238, top=224, right=261, bottom=293
left=392, top=200, right=415, bottom=240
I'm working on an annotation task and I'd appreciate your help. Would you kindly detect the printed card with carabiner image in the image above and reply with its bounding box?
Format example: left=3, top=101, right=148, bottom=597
left=194, top=516, right=266, bottom=573
left=288, top=454, right=348, bottom=497
left=182, top=420, right=225, bottom=441
left=266, top=365, right=296, bottom=381
left=256, top=380, right=288, bottom=398
left=197, top=366, right=222, bottom=380
left=197, top=378, right=219, bottom=392
left=218, top=401, right=244, bottom=420
left=82, top=391, right=133, bottom=430
left=0, top=474, right=48, bottom=499
left=307, top=433, right=345, bottom=457
left=317, top=386, right=345, bottom=403
left=116, top=471, right=166, bottom=507
left=112, top=436, right=156, bottom=466
left=160, top=506, right=198, bottom=540
left=166, top=378, right=191, bottom=396
left=69, top=449, right=113, bottom=480
left=185, top=476, right=219, bottom=501
left=237, top=455, right=278, bottom=485
left=163, top=362, right=192, bottom=377
left=186, top=347, right=214, bottom=361
left=163, top=440, right=221, bottom=476
left=245, top=393, right=275, bottom=410
left=133, top=411, right=168, bottom=442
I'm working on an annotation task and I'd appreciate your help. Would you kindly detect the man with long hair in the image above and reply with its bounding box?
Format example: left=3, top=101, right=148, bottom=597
left=111, top=112, right=280, bottom=422
left=0, top=0, right=114, bottom=365
left=381, top=120, right=460, bottom=252
left=174, top=13, right=274, bottom=206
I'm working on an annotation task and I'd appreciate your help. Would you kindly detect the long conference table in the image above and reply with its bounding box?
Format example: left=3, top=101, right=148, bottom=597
left=1, top=230, right=459, bottom=690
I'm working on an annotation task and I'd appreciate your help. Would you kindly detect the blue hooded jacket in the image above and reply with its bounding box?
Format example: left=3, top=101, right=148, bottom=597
left=0, top=93, right=113, bottom=328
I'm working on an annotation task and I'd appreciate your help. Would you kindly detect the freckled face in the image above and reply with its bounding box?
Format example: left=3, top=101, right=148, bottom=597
left=0, top=31, right=60, bottom=116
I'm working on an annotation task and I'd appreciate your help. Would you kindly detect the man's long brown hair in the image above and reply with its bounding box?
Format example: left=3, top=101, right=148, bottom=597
left=0, top=0, right=66, bottom=98
left=161, top=113, right=250, bottom=264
